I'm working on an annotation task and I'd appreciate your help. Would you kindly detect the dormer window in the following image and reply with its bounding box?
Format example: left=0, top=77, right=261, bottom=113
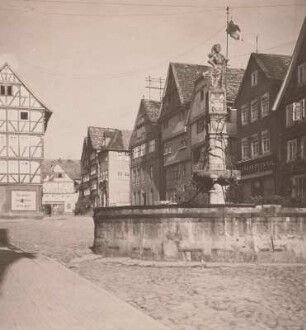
left=251, top=71, right=258, bottom=86
left=0, top=85, right=12, bottom=96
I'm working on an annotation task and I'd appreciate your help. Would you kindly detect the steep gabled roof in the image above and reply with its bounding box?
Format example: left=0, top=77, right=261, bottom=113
left=170, top=63, right=210, bottom=105
left=141, top=99, right=161, bottom=123
left=252, top=53, right=291, bottom=81
left=129, top=99, right=161, bottom=148
left=273, top=17, right=306, bottom=110
left=0, top=63, right=53, bottom=126
left=161, top=62, right=244, bottom=119
left=88, top=126, right=131, bottom=151
left=42, top=159, right=81, bottom=181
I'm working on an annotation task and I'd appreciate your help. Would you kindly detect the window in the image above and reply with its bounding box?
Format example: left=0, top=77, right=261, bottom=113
left=200, top=90, right=204, bottom=101
left=148, top=139, right=155, bottom=153
left=20, top=111, right=29, bottom=121
left=0, top=85, right=13, bottom=96
left=287, top=139, right=297, bottom=161
left=180, top=163, right=186, bottom=176
left=133, top=146, right=141, bottom=159
left=261, top=130, right=270, bottom=154
left=180, top=139, right=187, bottom=149
left=163, top=143, right=171, bottom=155
left=7, top=86, right=12, bottom=96
left=297, top=63, right=306, bottom=85
left=179, top=110, right=186, bottom=121
left=118, top=171, right=123, bottom=177
left=251, top=71, right=258, bottom=86
left=91, top=181, right=97, bottom=190
left=291, top=176, right=306, bottom=202
left=163, top=119, right=169, bottom=129
left=251, top=99, right=259, bottom=122
left=149, top=165, right=153, bottom=179
left=140, top=143, right=146, bottom=156
left=241, top=138, right=249, bottom=160
left=196, top=119, right=204, bottom=133
left=301, top=136, right=306, bottom=159
left=261, top=93, right=269, bottom=118
left=90, top=166, right=96, bottom=175
left=286, top=104, right=294, bottom=126
left=241, top=104, right=249, bottom=125
left=286, top=100, right=306, bottom=126
left=251, top=134, right=259, bottom=158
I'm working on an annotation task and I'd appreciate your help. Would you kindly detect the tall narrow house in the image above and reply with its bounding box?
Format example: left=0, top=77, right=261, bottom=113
left=129, top=99, right=161, bottom=205
left=78, top=127, right=131, bottom=212
left=273, top=17, right=306, bottom=205
left=235, top=53, right=291, bottom=201
left=0, top=64, right=52, bottom=216
left=159, top=62, right=243, bottom=202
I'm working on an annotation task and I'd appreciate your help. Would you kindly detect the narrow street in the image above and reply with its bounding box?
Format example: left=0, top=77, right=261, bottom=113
left=0, top=217, right=304, bottom=330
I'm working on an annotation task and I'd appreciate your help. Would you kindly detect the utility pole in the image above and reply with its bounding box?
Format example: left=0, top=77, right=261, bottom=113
left=145, top=76, right=165, bottom=101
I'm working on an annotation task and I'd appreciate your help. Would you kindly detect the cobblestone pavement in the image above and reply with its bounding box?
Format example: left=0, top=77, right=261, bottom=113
left=1, top=217, right=305, bottom=330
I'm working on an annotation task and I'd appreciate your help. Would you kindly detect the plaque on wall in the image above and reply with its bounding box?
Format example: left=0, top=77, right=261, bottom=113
left=11, top=191, right=37, bottom=211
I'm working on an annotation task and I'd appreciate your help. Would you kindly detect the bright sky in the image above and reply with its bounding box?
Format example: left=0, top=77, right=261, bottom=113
left=0, top=0, right=305, bottom=159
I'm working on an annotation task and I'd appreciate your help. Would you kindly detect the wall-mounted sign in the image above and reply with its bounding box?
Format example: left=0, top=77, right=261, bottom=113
left=11, top=191, right=36, bottom=211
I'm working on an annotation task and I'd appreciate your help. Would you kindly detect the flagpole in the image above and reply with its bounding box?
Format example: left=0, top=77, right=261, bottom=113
left=226, top=6, right=229, bottom=60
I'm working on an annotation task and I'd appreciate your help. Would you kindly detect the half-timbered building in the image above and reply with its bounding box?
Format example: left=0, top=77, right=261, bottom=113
left=42, top=159, right=81, bottom=215
left=0, top=64, right=52, bottom=216
left=159, top=62, right=243, bottom=202
left=129, top=99, right=161, bottom=205
left=78, top=127, right=131, bottom=213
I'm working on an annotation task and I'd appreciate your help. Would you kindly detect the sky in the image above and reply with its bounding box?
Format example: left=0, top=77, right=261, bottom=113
left=0, top=0, right=305, bottom=159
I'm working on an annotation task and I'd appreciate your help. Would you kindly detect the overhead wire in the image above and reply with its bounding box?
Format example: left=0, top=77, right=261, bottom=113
left=9, top=0, right=306, bottom=9
left=19, top=25, right=226, bottom=80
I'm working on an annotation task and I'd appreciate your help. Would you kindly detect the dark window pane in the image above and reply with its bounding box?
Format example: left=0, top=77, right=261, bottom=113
left=7, top=86, right=12, bottom=96
left=20, top=112, right=29, bottom=120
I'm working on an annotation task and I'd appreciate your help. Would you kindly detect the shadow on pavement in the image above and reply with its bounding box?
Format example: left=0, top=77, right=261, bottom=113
left=0, top=228, right=36, bottom=292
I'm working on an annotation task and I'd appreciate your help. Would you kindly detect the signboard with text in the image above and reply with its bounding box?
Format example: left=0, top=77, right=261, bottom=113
left=11, top=191, right=37, bottom=211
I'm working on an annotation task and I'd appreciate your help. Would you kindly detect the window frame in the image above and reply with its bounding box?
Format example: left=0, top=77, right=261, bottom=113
left=241, top=104, right=249, bottom=126
left=287, top=139, right=297, bottom=162
left=261, top=130, right=270, bottom=155
left=250, top=98, right=259, bottom=122
left=251, top=134, right=259, bottom=158
left=261, top=93, right=269, bottom=118
left=251, top=70, right=258, bottom=87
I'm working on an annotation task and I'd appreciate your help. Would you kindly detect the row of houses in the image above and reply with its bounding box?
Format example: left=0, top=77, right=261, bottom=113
left=0, top=18, right=303, bottom=216
left=78, top=17, right=306, bottom=209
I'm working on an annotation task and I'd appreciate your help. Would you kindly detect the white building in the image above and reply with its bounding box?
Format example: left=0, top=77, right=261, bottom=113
left=42, top=159, right=81, bottom=215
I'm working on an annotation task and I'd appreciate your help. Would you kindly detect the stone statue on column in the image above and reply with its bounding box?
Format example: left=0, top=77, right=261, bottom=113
left=207, top=44, right=228, bottom=89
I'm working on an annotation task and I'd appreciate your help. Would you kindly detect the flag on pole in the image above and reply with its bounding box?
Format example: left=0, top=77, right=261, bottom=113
left=226, top=20, right=241, bottom=40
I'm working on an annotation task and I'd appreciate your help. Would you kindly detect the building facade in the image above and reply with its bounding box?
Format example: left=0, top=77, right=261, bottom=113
left=0, top=64, right=52, bottom=216
left=235, top=53, right=291, bottom=201
left=158, top=62, right=243, bottom=202
left=273, top=17, right=306, bottom=205
left=130, top=99, right=161, bottom=205
left=78, top=127, right=131, bottom=212
left=159, top=63, right=209, bottom=201
left=42, top=159, right=81, bottom=215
